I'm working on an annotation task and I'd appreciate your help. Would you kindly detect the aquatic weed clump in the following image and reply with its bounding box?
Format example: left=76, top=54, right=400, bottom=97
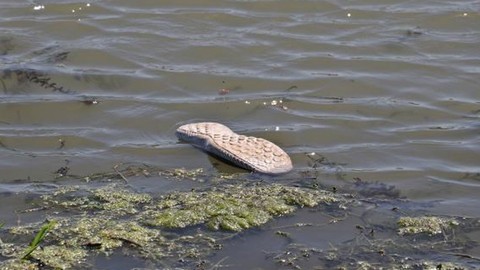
left=1, top=220, right=88, bottom=270
left=397, top=216, right=459, bottom=236
left=42, top=185, right=152, bottom=215
left=0, top=169, right=346, bottom=269
left=60, top=217, right=162, bottom=253
left=0, top=218, right=164, bottom=269
left=164, top=168, right=205, bottom=180
left=141, top=184, right=340, bottom=232
left=92, top=185, right=152, bottom=215
left=30, top=245, right=87, bottom=269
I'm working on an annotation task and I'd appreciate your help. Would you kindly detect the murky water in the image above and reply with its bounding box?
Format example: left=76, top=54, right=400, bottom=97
left=1, top=0, right=479, bottom=269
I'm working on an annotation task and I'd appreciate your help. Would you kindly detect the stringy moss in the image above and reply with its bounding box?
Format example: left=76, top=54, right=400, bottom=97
left=141, top=184, right=338, bottom=232
left=397, top=216, right=459, bottom=236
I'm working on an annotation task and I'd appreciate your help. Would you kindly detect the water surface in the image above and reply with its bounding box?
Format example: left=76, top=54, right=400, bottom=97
left=0, top=0, right=479, bottom=269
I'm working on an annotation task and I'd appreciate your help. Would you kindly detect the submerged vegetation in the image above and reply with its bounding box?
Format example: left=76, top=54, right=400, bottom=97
left=0, top=164, right=478, bottom=269
left=141, top=184, right=339, bottom=231
left=397, top=216, right=459, bottom=236
left=0, top=40, right=74, bottom=96
left=0, top=166, right=347, bottom=269
left=271, top=215, right=478, bottom=270
left=1, top=68, right=74, bottom=94
left=0, top=166, right=480, bottom=269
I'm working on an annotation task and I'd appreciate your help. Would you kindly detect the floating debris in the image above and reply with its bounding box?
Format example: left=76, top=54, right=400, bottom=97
left=55, top=166, right=70, bottom=177
left=176, top=122, right=293, bottom=174
left=218, top=88, right=230, bottom=95
left=81, top=97, right=99, bottom=105
left=33, top=5, right=45, bottom=11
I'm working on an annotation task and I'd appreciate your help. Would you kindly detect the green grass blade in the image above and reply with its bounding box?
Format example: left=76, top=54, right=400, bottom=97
left=21, top=220, right=56, bottom=260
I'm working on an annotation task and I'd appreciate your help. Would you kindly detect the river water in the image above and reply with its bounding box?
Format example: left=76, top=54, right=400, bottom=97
left=0, top=0, right=479, bottom=269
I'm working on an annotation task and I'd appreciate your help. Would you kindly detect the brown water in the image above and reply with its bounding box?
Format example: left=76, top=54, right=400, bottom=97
left=1, top=0, right=479, bottom=269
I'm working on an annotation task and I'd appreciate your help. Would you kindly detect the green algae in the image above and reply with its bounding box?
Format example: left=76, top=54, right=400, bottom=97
left=3, top=165, right=476, bottom=270
left=86, top=164, right=207, bottom=182
left=50, top=163, right=232, bottom=185
left=142, top=209, right=209, bottom=228
left=269, top=213, right=478, bottom=270
left=397, top=216, right=459, bottom=236
left=58, top=217, right=162, bottom=253
left=1, top=218, right=164, bottom=269
left=99, top=221, right=161, bottom=248
left=141, top=184, right=339, bottom=232
left=65, top=217, right=124, bottom=251
left=273, top=237, right=476, bottom=270
left=42, top=185, right=152, bottom=215
left=31, top=245, right=87, bottom=269
left=0, top=260, right=38, bottom=270
left=165, top=168, right=205, bottom=180
left=92, top=186, right=152, bottom=215
left=0, top=179, right=343, bottom=269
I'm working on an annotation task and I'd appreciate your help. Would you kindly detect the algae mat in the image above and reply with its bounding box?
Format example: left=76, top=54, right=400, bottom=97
left=0, top=165, right=479, bottom=269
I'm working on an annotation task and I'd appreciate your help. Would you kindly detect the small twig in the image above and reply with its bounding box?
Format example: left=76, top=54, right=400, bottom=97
left=113, top=164, right=129, bottom=183
left=446, top=252, right=480, bottom=262
left=271, top=222, right=315, bottom=230
left=0, top=78, right=7, bottom=93
left=209, top=256, right=229, bottom=270
left=16, top=206, right=50, bottom=213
